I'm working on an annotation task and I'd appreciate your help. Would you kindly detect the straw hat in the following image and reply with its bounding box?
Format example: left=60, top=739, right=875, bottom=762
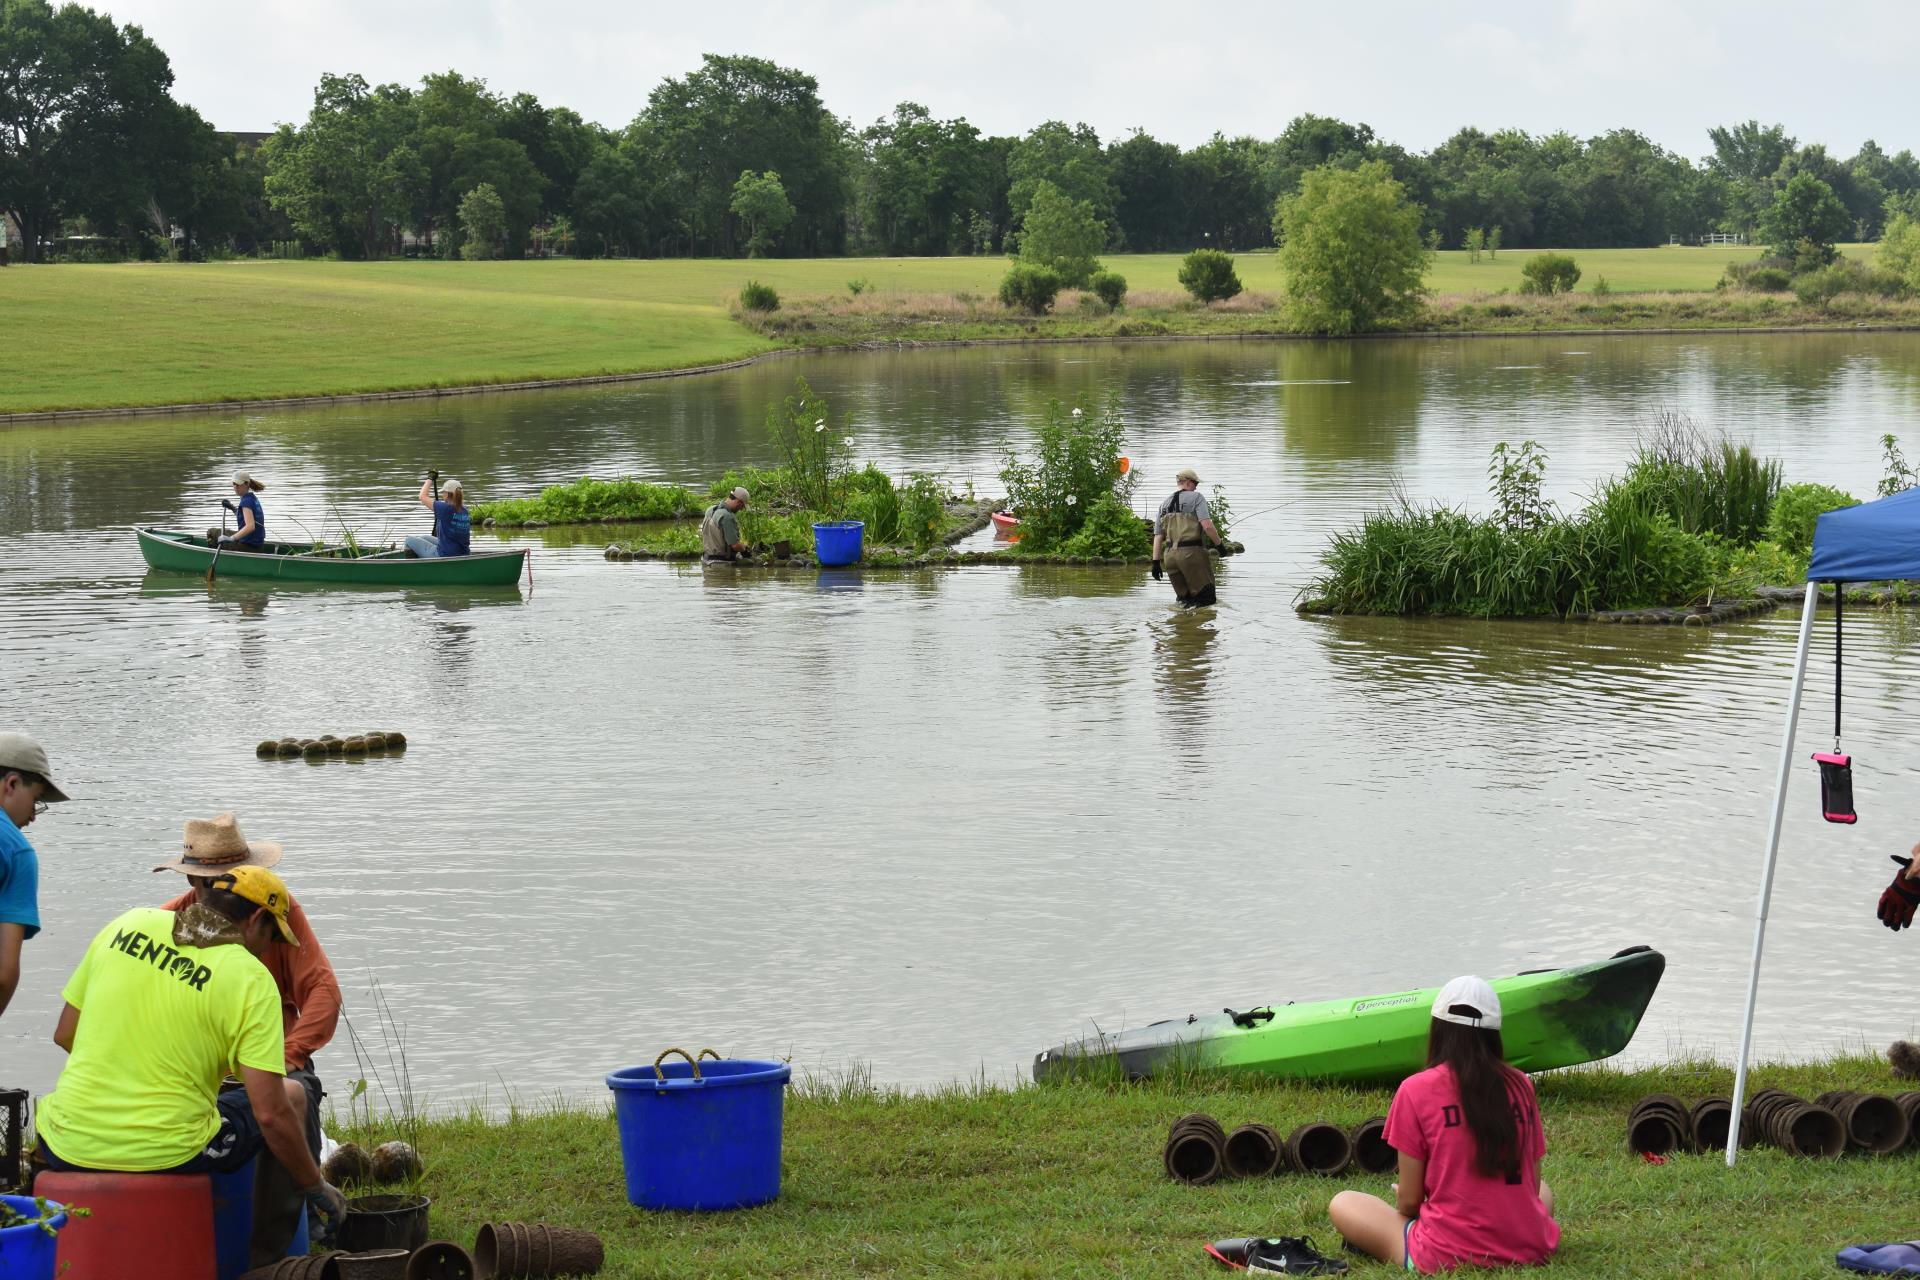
left=230, top=471, right=266, bottom=492
left=153, top=812, right=284, bottom=874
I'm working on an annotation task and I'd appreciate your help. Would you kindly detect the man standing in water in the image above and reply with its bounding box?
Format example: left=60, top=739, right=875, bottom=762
left=1152, top=468, right=1229, bottom=607
left=701, top=487, right=752, bottom=562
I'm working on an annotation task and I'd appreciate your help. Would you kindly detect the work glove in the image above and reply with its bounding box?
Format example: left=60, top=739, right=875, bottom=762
left=302, top=1179, right=348, bottom=1243
left=221, top=498, right=236, bottom=512
left=1150, top=559, right=1163, bottom=580
left=1880, top=854, right=1920, bottom=931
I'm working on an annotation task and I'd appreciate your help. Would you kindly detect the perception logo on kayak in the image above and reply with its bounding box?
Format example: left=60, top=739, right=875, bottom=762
left=1352, top=995, right=1420, bottom=1013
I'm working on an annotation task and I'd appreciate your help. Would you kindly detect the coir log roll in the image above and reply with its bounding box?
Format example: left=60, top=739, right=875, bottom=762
left=1285, top=1122, right=1353, bottom=1176
left=1222, top=1124, right=1285, bottom=1179
left=1164, top=1126, right=1225, bottom=1186
left=1688, top=1097, right=1733, bottom=1151
left=1350, top=1116, right=1395, bottom=1175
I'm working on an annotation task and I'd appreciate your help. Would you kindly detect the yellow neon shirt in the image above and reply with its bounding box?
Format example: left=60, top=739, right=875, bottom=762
left=36, top=907, right=285, bottom=1171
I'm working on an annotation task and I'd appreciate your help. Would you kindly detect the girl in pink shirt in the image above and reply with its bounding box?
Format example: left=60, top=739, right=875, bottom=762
left=1329, top=976, right=1560, bottom=1273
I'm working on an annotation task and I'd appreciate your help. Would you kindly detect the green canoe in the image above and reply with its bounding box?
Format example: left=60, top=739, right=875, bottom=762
left=135, top=527, right=527, bottom=587
left=1032, top=945, right=1664, bottom=1084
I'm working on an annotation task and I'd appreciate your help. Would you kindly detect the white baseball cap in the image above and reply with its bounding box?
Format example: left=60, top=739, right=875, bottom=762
left=1431, top=975, right=1502, bottom=1029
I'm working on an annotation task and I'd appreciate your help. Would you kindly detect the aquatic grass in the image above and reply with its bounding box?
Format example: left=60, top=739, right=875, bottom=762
left=324, top=1053, right=1920, bottom=1278
left=470, top=477, right=703, bottom=526
left=1619, top=413, right=1782, bottom=545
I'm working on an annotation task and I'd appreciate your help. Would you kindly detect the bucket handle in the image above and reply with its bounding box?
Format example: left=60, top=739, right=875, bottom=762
left=653, top=1047, right=701, bottom=1081
left=697, top=1048, right=722, bottom=1063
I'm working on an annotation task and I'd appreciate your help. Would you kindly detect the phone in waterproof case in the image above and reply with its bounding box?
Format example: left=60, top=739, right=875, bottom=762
left=1813, top=751, right=1856, bottom=824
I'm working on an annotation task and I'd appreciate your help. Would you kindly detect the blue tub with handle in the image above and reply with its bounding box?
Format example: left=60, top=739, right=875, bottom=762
left=607, top=1049, right=791, bottom=1211
left=811, top=520, right=865, bottom=567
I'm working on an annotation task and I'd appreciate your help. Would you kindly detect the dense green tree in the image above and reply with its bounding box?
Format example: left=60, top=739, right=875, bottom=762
left=1007, top=120, right=1113, bottom=232
left=1759, top=173, right=1852, bottom=263
left=456, top=182, right=505, bottom=259
left=1016, top=179, right=1103, bottom=286
left=1266, top=114, right=1378, bottom=201
left=261, top=74, right=421, bottom=258
left=0, top=0, right=178, bottom=260
left=636, top=54, right=847, bottom=255
left=1276, top=160, right=1430, bottom=335
left=571, top=134, right=652, bottom=256
left=858, top=103, right=996, bottom=255
left=730, top=169, right=794, bottom=257
left=1184, top=133, right=1272, bottom=250
left=1575, top=130, right=1687, bottom=247
left=1879, top=213, right=1920, bottom=291
left=1706, top=120, right=1796, bottom=235
left=500, top=95, right=599, bottom=222
left=1106, top=129, right=1186, bottom=251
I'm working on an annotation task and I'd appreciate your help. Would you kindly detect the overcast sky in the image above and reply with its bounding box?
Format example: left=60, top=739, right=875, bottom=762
left=105, top=0, right=1918, bottom=160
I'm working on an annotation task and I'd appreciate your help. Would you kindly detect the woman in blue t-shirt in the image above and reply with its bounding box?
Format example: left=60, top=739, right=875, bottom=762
left=212, top=471, right=267, bottom=549
left=405, top=476, right=472, bottom=558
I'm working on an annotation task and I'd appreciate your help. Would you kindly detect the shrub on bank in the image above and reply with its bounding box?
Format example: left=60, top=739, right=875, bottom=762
left=999, top=264, right=1062, bottom=315
left=1177, top=249, right=1242, bottom=303
left=999, top=395, right=1139, bottom=550
left=1058, top=494, right=1151, bottom=558
left=1088, top=270, right=1128, bottom=311
left=1519, top=253, right=1581, bottom=295
left=740, top=280, right=780, bottom=312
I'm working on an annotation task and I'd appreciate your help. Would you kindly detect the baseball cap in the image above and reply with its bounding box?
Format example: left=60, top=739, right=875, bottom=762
left=730, top=487, right=750, bottom=502
left=0, top=734, right=69, bottom=803
left=231, top=471, right=265, bottom=491
left=1431, top=975, right=1502, bottom=1029
left=1176, top=468, right=1201, bottom=483
left=209, top=866, right=300, bottom=946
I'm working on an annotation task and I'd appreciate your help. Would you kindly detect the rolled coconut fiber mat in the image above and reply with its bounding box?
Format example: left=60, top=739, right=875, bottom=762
left=1350, top=1115, right=1395, bottom=1174
left=1815, top=1090, right=1910, bottom=1153
left=1895, top=1091, right=1920, bottom=1145
left=405, top=1241, right=476, bottom=1280
left=1687, top=1097, right=1733, bottom=1151
left=1286, top=1122, right=1352, bottom=1176
left=1625, top=1094, right=1691, bottom=1155
left=1745, top=1089, right=1844, bottom=1158
left=1164, top=1123, right=1225, bottom=1185
left=1222, top=1124, right=1285, bottom=1179
left=474, top=1222, right=607, bottom=1277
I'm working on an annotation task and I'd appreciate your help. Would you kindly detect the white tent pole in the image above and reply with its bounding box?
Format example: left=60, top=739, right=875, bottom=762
left=1726, top=580, right=1821, bottom=1166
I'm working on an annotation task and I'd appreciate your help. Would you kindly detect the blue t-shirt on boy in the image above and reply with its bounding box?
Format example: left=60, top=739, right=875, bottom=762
left=0, top=812, right=42, bottom=941
left=433, top=501, right=471, bottom=557
left=235, top=491, right=265, bottom=546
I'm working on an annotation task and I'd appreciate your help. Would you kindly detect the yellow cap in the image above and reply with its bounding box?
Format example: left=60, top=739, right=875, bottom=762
left=210, top=866, right=300, bottom=946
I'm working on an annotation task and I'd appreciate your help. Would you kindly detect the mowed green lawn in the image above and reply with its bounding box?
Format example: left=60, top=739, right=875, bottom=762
left=0, top=245, right=1853, bottom=414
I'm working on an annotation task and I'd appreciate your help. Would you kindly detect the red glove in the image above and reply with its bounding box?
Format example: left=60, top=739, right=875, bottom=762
left=1879, top=855, right=1920, bottom=931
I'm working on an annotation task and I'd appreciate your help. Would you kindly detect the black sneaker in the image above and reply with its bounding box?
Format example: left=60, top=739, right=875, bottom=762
left=1245, top=1236, right=1349, bottom=1276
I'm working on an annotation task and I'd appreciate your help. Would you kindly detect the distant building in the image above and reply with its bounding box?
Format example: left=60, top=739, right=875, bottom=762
left=222, top=131, right=273, bottom=153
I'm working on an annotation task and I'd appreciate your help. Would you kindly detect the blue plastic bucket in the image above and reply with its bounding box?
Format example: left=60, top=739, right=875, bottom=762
left=812, top=521, right=865, bottom=567
left=0, top=1192, right=67, bottom=1280
left=606, top=1052, right=791, bottom=1211
left=211, top=1157, right=310, bottom=1280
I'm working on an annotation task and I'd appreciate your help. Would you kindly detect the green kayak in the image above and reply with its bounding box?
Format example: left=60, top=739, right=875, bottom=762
left=1032, top=945, right=1664, bottom=1084
left=135, top=527, right=527, bottom=587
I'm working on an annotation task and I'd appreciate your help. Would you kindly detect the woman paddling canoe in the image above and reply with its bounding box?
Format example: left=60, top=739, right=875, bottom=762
left=208, top=471, right=267, bottom=550
left=406, top=476, right=471, bottom=558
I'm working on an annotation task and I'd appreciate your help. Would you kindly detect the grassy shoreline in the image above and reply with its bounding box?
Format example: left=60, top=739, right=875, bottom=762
left=326, top=1054, right=1917, bottom=1279
left=2, top=247, right=1906, bottom=418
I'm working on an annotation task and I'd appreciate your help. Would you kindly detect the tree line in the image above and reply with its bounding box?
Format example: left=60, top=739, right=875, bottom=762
left=5, top=0, right=1918, bottom=264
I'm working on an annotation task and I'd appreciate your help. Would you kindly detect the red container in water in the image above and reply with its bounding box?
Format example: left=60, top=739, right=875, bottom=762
left=37, top=1170, right=218, bottom=1280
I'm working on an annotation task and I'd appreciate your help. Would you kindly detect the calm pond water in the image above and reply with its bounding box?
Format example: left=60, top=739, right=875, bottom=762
left=5, top=333, right=1920, bottom=1107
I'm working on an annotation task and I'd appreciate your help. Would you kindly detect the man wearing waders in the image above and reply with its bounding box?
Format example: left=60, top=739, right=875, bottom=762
left=700, top=487, right=751, bottom=562
left=1152, top=468, right=1227, bottom=607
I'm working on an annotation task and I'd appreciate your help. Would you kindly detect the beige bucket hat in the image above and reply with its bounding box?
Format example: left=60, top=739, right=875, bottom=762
left=153, top=812, right=284, bottom=874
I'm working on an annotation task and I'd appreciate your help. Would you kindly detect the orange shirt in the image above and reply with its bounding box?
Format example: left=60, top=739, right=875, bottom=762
left=159, top=887, right=341, bottom=1070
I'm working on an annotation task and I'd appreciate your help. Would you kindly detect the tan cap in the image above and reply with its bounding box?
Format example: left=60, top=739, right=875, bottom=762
left=730, top=487, right=750, bottom=502
left=154, top=812, right=284, bottom=874
left=230, top=471, right=265, bottom=492
left=1176, top=468, right=1201, bottom=484
left=0, top=734, right=68, bottom=803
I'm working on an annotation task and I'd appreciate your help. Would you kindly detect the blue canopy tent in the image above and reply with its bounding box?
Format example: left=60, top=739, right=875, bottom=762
left=1726, top=488, right=1920, bottom=1163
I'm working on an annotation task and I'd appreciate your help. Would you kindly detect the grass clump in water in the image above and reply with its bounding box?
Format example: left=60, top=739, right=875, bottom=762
left=471, top=477, right=703, bottom=526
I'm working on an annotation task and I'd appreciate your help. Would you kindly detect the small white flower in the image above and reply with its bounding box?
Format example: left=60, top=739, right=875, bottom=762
left=843, top=436, right=855, bottom=447
left=1071, top=408, right=1084, bottom=418
left=814, top=423, right=825, bottom=433
left=1065, top=494, right=1078, bottom=506
left=814, top=419, right=825, bottom=427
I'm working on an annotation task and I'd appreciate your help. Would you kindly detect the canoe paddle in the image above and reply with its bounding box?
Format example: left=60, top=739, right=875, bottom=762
left=208, top=500, right=232, bottom=584
left=428, top=469, right=439, bottom=544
